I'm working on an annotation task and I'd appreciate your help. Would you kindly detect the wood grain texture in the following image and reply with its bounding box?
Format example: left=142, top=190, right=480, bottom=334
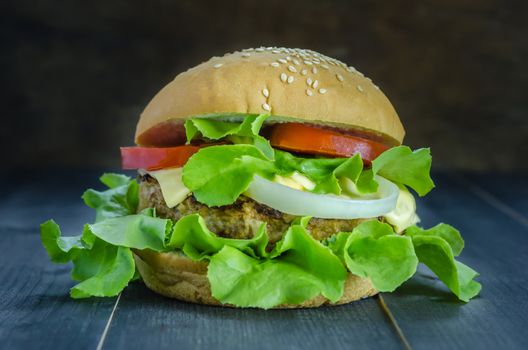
left=0, top=230, right=117, bottom=350
left=0, top=170, right=118, bottom=350
left=458, top=173, right=528, bottom=224
left=381, top=173, right=528, bottom=349
left=101, top=283, right=403, bottom=350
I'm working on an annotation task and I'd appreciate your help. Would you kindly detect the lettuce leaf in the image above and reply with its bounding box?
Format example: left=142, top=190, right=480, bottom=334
left=207, top=219, right=346, bottom=309
left=405, top=223, right=464, bottom=256
left=82, top=173, right=139, bottom=222
left=185, top=115, right=274, bottom=159
left=404, top=225, right=480, bottom=301
left=371, top=146, right=434, bottom=196
left=182, top=145, right=275, bottom=206
left=70, top=242, right=135, bottom=298
left=40, top=174, right=140, bottom=298
left=329, top=221, right=418, bottom=291
left=88, top=213, right=172, bottom=252
left=40, top=219, right=136, bottom=298
left=274, top=151, right=368, bottom=194
left=167, top=213, right=269, bottom=259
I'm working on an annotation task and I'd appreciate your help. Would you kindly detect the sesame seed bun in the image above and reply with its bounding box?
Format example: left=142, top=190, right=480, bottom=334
left=133, top=249, right=378, bottom=308
left=135, top=47, right=405, bottom=145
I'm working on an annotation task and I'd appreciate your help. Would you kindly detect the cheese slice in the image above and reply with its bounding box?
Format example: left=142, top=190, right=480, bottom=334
left=147, top=167, right=191, bottom=208
left=384, top=187, right=420, bottom=233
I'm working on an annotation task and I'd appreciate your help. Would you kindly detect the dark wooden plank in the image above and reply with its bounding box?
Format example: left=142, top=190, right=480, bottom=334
left=0, top=170, right=122, bottom=349
left=102, top=283, right=404, bottom=350
left=0, top=229, right=116, bottom=349
left=0, top=169, right=134, bottom=231
left=381, top=173, right=528, bottom=349
left=458, top=173, right=528, bottom=223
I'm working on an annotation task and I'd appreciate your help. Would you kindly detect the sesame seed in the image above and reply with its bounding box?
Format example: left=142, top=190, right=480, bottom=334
left=312, top=67, right=318, bottom=74
left=280, top=73, right=287, bottom=82
left=306, top=77, right=313, bottom=86
left=306, top=89, right=313, bottom=96
left=262, top=88, right=269, bottom=98
left=287, top=75, right=294, bottom=84
left=336, top=74, right=344, bottom=82
left=319, top=88, right=327, bottom=94
left=286, top=56, right=292, bottom=61
left=301, top=69, right=308, bottom=76
left=213, top=63, right=223, bottom=68
left=256, top=48, right=264, bottom=52
left=278, top=59, right=287, bottom=64
left=242, top=53, right=251, bottom=57
left=312, top=80, right=319, bottom=89
left=270, top=62, right=280, bottom=67
left=262, top=103, right=271, bottom=111
left=272, top=50, right=280, bottom=54
left=293, top=59, right=300, bottom=65
left=357, top=85, right=364, bottom=92
left=288, top=65, right=297, bottom=73
left=321, top=64, right=329, bottom=69
left=374, top=85, right=380, bottom=90
left=304, top=60, right=313, bottom=65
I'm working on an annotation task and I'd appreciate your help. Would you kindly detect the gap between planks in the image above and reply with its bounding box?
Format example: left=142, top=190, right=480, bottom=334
left=96, top=293, right=122, bottom=350
left=376, top=295, right=412, bottom=350
left=448, top=173, right=528, bottom=229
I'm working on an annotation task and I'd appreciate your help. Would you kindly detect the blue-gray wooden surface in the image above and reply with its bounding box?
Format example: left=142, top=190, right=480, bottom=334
left=1, top=170, right=527, bottom=350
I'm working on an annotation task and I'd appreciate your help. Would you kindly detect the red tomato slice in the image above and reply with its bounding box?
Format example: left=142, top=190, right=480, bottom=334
left=269, top=123, right=390, bottom=163
left=121, top=145, right=200, bottom=171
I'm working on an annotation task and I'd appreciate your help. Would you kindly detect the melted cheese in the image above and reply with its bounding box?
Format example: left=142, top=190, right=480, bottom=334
left=384, top=187, right=420, bottom=233
left=147, top=168, right=191, bottom=208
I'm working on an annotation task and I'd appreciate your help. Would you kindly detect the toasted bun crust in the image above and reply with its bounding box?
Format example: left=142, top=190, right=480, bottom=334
left=133, top=249, right=378, bottom=308
left=135, top=47, right=405, bottom=144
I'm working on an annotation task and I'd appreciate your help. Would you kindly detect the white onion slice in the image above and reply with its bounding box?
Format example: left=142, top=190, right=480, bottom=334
left=245, top=175, right=399, bottom=219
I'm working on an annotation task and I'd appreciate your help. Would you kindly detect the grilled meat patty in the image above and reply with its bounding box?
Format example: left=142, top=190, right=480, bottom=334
left=139, top=175, right=369, bottom=244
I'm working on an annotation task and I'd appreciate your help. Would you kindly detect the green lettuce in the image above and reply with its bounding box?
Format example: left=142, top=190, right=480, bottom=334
left=40, top=220, right=137, bottom=298
left=167, top=214, right=269, bottom=259
left=208, top=218, right=346, bottom=308
left=404, top=225, right=481, bottom=301
left=274, top=151, right=368, bottom=194
left=371, top=146, right=434, bottom=196
left=185, top=115, right=274, bottom=159
left=82, top=173, right=139, bottom=221
left=328, top=221, right=418, bottom=291
left=182, top=145, right=275, bottom=206
left=41, top=174, right=141, bottom=298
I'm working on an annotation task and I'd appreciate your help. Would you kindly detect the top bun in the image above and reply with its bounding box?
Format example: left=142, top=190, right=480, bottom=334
left=135, top=47, right=405, bottom=144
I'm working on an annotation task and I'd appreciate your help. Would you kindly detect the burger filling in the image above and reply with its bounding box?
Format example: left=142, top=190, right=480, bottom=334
left=139, top=174, right=370, bottom=244
left=40, top=114, right=481, bottom=308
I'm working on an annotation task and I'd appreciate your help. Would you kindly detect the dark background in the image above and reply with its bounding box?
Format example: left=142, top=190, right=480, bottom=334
left=2, top=0, right=527, bottom=172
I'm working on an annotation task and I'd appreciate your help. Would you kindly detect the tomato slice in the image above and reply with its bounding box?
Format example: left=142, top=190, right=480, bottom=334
left=269, top=123, right=390, bottom=163
left=121, top=145, right=200, bottom=171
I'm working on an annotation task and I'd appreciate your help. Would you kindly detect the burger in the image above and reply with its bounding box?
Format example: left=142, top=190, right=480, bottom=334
left=41, top=47, right=481, bottom=309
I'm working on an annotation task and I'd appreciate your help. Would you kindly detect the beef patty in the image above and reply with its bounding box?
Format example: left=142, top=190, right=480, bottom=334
left=139, top=175, right=369, bottom=244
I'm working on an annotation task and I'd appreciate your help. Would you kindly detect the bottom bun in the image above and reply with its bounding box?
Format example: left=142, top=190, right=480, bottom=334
left=133, top=249, right=378, bottom=308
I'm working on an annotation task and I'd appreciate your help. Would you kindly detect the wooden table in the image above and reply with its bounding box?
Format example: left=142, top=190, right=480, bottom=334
left=1, top=170, right=527, bottom=349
